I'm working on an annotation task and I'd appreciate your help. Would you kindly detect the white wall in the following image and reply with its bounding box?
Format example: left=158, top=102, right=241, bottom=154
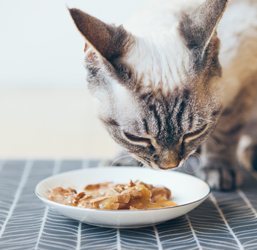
left=0, top=0, right=150, bottom=89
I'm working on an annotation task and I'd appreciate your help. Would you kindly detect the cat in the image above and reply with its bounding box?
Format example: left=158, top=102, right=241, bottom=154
left=69, top=0, right=257, bottom=190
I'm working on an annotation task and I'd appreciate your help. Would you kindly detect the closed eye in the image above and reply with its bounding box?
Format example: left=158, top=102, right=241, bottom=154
left=183, top=123, right=209, bottom=142
left=123, top=132, right=152, bottom=146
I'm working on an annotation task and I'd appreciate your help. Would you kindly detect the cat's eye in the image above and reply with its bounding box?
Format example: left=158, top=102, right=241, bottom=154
left=123, top=132, right=152, bottom=146
left=183, top=123, right=209, bottom=142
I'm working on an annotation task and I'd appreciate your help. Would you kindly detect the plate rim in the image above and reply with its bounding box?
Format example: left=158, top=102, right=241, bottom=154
left=35, top=166, right=211, bottom=213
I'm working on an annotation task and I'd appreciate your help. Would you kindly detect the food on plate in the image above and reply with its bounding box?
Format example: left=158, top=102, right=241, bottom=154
left=48, top=180, right=177, bottom=210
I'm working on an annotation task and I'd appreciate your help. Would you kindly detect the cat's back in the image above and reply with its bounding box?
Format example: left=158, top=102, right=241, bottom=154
left=217, top=0, right=257, bottom=106
left=218, top=0, right=257, bottom=68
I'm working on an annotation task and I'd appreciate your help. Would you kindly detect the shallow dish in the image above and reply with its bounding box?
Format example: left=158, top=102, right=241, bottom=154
left=35, top=167, right=210, bottom=228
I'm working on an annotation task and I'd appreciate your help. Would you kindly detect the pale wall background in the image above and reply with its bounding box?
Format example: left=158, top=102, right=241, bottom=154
left=0, top=0, right=150, bottom=158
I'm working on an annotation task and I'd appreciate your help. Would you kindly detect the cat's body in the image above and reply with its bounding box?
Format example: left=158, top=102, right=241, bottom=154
left=69, top=0, right=257, bottom=190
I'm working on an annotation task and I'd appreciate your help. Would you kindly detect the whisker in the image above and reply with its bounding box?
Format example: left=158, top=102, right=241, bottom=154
left=208, top=136, right=220, bottom=147
left=193, top=152, right=202, bottom=164
left=198, top=117, right=213, bottom=123
left=142, top=157, right=151, bottom=166
left=184, top=153, right=203, bottom=174
left=131, top=154, right=151, bottom=169
left=177, top=159, right=187, bottom=172
left=110, top=155, right=133, bottom=167
left=183, top=159, right=192, bottom=174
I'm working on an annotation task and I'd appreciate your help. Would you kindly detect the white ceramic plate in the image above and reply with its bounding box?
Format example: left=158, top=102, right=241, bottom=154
left=35, top=167, right=210, bottom=228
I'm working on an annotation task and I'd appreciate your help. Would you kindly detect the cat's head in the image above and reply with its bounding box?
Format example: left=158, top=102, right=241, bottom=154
left=69, top=0, right=228, bottom=170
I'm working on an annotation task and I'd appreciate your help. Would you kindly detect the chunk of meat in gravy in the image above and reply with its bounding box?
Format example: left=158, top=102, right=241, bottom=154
left=77, top=194, right=92, bottom=208
left=84, top=182, right=112, bottom=190
left=84, top=184, right=100, bottom=190
left=135, top=181, right=171, bottom=199
left=90, top=192, right=131, bottom=210
left=135, top=181, right=153, bottom=190
left=48, top=187, right=78, bottom=205
left=128, top=179, right=135, bottom=187
left=50, top=187, right=77, bottom=196
left=151, top=187, right=171, bottom=199
left=76, top=192, right=86, bottom=199
left=123, top=187, right=142, bottom=199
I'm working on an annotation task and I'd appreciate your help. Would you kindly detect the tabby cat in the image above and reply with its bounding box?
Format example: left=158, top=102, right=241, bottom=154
left=69, top=0, right=257, bottom=190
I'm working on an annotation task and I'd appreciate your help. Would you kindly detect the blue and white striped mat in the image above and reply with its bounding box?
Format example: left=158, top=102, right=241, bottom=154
left=0, top=160, right=257, bottom=250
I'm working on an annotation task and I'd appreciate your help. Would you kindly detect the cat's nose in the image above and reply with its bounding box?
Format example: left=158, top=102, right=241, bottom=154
left=158, top=151, right=180, bottom=170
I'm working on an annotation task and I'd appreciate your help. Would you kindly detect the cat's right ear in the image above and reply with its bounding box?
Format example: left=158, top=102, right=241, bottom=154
left=179, top=0, right=228, bottom=59
left=68, top=8, right=132, bottom=64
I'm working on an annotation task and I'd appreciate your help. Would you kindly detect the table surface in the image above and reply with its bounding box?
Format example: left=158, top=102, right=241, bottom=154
left=1, top=159, right=257, bottom=250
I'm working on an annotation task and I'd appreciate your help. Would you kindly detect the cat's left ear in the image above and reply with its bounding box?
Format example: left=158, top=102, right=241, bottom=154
left=69, top=8, right=131, bottom=63
left=179, top=0, right=228, bottom=58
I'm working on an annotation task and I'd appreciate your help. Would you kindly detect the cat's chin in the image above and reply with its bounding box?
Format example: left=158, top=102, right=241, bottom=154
left=148, top=163, right=162, bottom=171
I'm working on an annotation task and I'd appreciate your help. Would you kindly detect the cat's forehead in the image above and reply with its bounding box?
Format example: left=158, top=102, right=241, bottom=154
left=124, top=26, right=193, bottom=94
left=116, top=84, right=212, bottom=128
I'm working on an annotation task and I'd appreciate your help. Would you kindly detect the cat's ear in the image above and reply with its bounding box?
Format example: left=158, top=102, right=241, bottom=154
left=179, top=0, right=228, bottom=56
left=69, top=8, right=131, bottom=63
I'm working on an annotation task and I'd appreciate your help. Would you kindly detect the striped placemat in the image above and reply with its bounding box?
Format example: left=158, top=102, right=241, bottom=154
left=0, top=159, right=257, bottom=250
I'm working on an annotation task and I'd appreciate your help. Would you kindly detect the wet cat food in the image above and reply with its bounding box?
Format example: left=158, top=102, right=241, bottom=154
left=48, top=180, right=177, bottom=210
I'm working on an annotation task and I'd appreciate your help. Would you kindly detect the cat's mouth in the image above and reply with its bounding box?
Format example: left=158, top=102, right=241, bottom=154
left=150, top=160, right=185, bottom=170
left=132, top=154, right=185, bottom=170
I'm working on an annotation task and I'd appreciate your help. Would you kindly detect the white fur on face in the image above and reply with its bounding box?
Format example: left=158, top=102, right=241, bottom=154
left=111, top=82, right=140, bottom=121
left=124, top=25, right=192, bottom=94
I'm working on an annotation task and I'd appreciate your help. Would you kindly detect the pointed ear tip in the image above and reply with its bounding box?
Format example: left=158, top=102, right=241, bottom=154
left=68, top=8, right=89, bottom=20
left=221, top=0, right=229, bottom=7
left=216, top=0, right=229, bottom=10
left=68, top=8, right=76, bottom=14
left=68, top=8, right=81, bottom=16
